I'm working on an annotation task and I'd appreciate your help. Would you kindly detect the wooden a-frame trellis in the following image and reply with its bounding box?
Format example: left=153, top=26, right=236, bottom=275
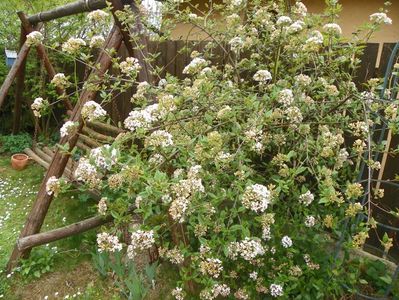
left=0, top=0, right=154, bottom=271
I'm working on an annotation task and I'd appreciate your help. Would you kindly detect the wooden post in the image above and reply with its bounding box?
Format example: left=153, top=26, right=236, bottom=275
left=7, top=25, right=123, bottom=271
left=12, top=25, right=28, bottom=133
left=18, top=12, right=74, bottom=111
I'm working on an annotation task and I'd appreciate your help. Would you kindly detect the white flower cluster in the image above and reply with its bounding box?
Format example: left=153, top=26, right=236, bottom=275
left=31, top=97, right=48, bottom=118
left=74, top=157, right=101, bottom=188
left=295, top=74, right=311, bottom=86
left=242, top=184, right=271, bottom=213
left=244, top=128, right=265, bottom=154
left=199, top=258, right=223, bottom=278
left=124, top=104, right=160, bottom=132
left=26, top=31, right=43, bottom=46
left=51, top=73, right=69, bottom=89
left=349, top=121, right=370, bottom=137
left=228, top=238, right=265, bottom=261
left=62, top=37, right=86, bottom=54
left=169, top=165, right=205, bottom=222
left=253, top=70, right=272, bottom=83
left=146, top=130, right=174, bottom=148
left=277, top=89, right=294, bottom=107
left=183, top=57, right=209, bottom=74
left=120, top=57, right=141, bottom=75
left=287, top=20, right=305, bottom=34
left=87, top=9, right=109, bottom=22
left=305, top=215, right=316, bottom=227
left=323, top=23, right=342, bottom=36
left=97, top=232, right=122, bottom=253
left=127, top=230, right=155, bottom=259
left=81, top=100, right=107, bottom=122
left=211, top=284, right=230, bottom=298
left=305, top=30, right=324, bottom=50
left=60, top=121, right=78, bottom=138
left=228, top=37, right=244, bottom=53
left=172, top=287, right=185, bottom=300
left=217, top=105, right=232, bottom=119
left=286, top=106, right=303, bottom=124
left=90, top=144, right=118, bottom=170
left=270, top=283, right=284, bottom=297
left=299, top=190, right=314, bottom=206
left=98, top=197, right=107, bottom=215
left=132, top=81, right=150, bottom=101
left=276, top=16, right=292, bottom=26
left=46, top=176, right=61, bottom=197
left=369, top=12, right=392, bottom=25
left=293, top=1, right=307, bottom=18
left=89, top=35, right=105, bottom=48
left=281, top=235, right=293, bottom=248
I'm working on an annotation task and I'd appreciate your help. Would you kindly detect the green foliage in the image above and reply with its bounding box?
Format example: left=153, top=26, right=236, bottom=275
left=0, top=133, right=32, bottom=154
left=18, top=246, right=57, bottom=279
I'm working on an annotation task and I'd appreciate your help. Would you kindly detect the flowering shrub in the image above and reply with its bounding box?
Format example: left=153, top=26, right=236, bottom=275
left=38, top=0, right=399, bottom=298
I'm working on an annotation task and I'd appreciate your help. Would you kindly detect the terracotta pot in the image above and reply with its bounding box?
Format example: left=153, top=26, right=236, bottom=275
left=11, top=153, right=29, bottom=170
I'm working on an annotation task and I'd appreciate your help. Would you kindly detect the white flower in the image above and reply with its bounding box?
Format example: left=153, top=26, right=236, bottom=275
left=211, top=284, right=230, bottom=297
left=369, top=12, right=392, bottom=25
left=74, top=157, right=101, bottom=188
left=217, top=105, right=232, bottom=119
left=51, top=73, right=69, bottom=89
left=323, top=23, right=342, bottom=36
left=46, top=176, right=61, bottom=197
left=62, top=37, right=86, bottom=54
left=287, top=21, right=305, bottom=34
left=96, top=232, right=122, bottom=252
left=278, top=89, right=294, bottom=106
left=299, top=191, right=314, bottom=206
left=90, top=145, right=118, bottom=170
left=293, top=2, right=307, bottom=18
left=98, top=197, right=107, bottom=215
left=281, top=235, right=293, bottom=248
left=120, top=57, right=141, bottom=75
left=146, top=130, right=174, bottom=148
left=81, top=100, right=106, bottom=121
left=242, top=184, right=271, bottom=213
left=305, top=215, right=316, bottom=227
left=228, top=37, right=244, bottom=53
left=276, top=16, right=292, bottom=26
left=286, top=106, right=303, bottom=124
left=228, top=238, right=265, bottom=261
left=183, top=57, right=209, bottom=74
left=270, top=284, right=284, bottom=297
left=89, top=35, right=105, bottom=48
left=26, top=31, right=43, bottom=46
left=60, top=121, right=77, bottom=138
left=172, top=287, right=185, bottom=300
left=295, top=74, right=311, bottom=86
left=87, top=9, right=109, bottom=22
left=31, top=97, right=48, bottom=118
left=253, top=70, right=272, bottom=83
left=127, top=230, right=155, bottom=258
left=249, top=271, right=258, bottom=280
left=199, top=258, right=223, bottom=278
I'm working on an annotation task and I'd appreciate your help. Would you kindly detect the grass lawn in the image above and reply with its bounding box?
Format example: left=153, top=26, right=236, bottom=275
left=0, top=155, right=119, bottom=299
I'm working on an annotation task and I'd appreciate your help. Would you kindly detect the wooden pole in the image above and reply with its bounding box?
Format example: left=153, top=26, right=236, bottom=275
left=17, top=206, right=138, bottom=251
left=28, top=0, right=107, bottom=24
left=12, top=25, right=28, bottom=133
left=18, top=12, right=74, bottom=111
left=7, top=25, right=123, bottom=271
left=17, top=215, right=113, bottom=251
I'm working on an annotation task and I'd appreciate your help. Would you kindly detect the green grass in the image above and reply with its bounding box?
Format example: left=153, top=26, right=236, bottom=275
left=0, top=155, right=121, bottom=299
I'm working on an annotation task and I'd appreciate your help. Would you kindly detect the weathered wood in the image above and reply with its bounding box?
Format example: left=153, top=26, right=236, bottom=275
left=18, top=12, right=74, bottom=111
left=87, top=121, right=125, bottom=136
left=24, top=148, right=49, bottom=169
left=78, top=133, right=101, bottom=148
left=18, top=214, right=112, bottom=251
left=77, top=141, right=92, bottom=152
left=82, top=126, right=114, bottom=143
left=7, top=25, right=124, bottom=271
left=28, top=0, right=107, bottom=24
left=12, top=25, right=27, bottom=133
left=17, top=206, right=137, bottom=251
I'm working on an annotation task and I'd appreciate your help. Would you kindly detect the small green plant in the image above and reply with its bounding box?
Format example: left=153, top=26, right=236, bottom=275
left=0, top=133, right=32, bottom=154
left=18, top=246, right=57, bottom=278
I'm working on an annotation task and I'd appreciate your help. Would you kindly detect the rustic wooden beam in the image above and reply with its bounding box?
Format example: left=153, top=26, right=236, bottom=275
left=87, top=121, right=125, bottom=136
left=7, top=25, right=123, bottom=271
left=0, top=24, right=42, bottom=109
left=18, top=12, right=74, bottom=111
left=17, top=206, right=137, bottom=251
left=82, top=126, right=114, bottom=143
left=18, top=214, right=113, bottom=251
left=12, top=25, right=27, bottom=133
left=28, top=0, right=107, bottom=24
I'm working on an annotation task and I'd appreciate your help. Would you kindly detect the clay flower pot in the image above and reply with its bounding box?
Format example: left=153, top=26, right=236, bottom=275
left=11, top=153, right=29, bottom=170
